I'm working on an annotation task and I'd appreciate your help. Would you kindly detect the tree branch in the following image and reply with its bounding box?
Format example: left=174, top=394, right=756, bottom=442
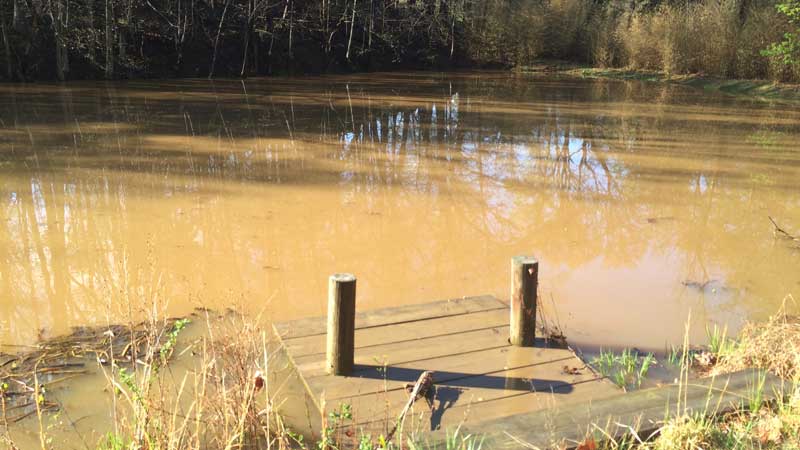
left=769, top=216, right=799, bottom=242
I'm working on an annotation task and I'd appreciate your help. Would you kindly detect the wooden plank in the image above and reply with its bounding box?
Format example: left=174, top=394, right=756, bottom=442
left=267, top=339, right=325, bottom=438
left=274, top=295, right=506, bottom=339
left=295, top=326, right=512, bottom=378
left=437, top=370, right=785, bottom=449
left=309, top=345, right=585, bottom=400
left=330, top=359, right=619, bottom=435
left=344, top=360, right=614, bottom=418
left=284, top=309, right=509, bottom=358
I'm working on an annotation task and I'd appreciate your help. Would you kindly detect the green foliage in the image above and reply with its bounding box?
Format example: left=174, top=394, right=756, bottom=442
left=665, top=345, right=681, bottom=367
left=705, top=324, right=738, bottom=359
left=592, top=348, right=656, bottom=390
left=286, top=430, right=306, bottom=447
left=407, top=426, right=485, bottom=450
left=747, top=370, right=767, bottom=412
left=762, top=0, right=800, bottom=67
left=779, top=0, right=800, bottom=22
left=97, top=432, right=128, bottom=450
left=117, top=367, right=144, bottom=406
left=159, top=318, right=189, bottom=363
left=441, top=427, right=484, bottom=450
left=329, top=403, right=353, bottom=422
left=318, top=403, right=354, bottom=450
left=358, top=433, right=373, bottom=450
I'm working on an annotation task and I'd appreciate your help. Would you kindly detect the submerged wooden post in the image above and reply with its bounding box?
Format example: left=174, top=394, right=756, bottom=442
left=510, top=256, right=538, bottom=347
left=326, top=273, right=357, bottom=375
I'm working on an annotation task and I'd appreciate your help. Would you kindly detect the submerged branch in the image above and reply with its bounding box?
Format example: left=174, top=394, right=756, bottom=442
left=0, top=319, right=178, bottom=418
left=768, top=216, right=799, bottom=242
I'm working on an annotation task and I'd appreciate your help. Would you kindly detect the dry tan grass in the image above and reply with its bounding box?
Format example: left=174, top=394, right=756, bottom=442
left=596, top=0, right=797, bottom=82
left=88, top=309, right=291, bottom=450
left=465, top=0, right=798, bottom=82
left=711, top=299, right=800, bottom=382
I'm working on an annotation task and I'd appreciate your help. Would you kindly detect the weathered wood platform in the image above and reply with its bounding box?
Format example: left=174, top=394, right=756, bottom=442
left=271, top=295, right=620, bottom=438
left=440, top=368, right=785, bottom=449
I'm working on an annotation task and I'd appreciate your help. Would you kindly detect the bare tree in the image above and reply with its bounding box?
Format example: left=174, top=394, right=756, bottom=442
left=346, top=0, right=356, bottom=60
left=209, top=0, right=232, bottom=79
left=104, top=0, right=113, bottom=78
left=239, top=0, right=273, bottom=76
left=1, top=10, right=13, bottom=79
left=144, top=0, right=195, bottom=73
left=46, top=0, right=69, bottom=80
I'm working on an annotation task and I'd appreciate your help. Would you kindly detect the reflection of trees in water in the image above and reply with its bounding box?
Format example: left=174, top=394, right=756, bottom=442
left=1, top=74, right=800, bottom=344
left=0, top=167, right=145, bottom=341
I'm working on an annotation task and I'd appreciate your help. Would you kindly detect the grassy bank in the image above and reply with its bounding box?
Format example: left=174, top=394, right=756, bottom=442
left=578, top=301, right=800, bottom=450
left=569, top=67, right=800, bottom=103
left=515, top=61, right=800, bottom=102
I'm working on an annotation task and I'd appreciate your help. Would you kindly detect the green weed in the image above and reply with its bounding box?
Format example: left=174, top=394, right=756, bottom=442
left=664, top=345, right=681, bottom=367
left=705, top=324, right=738, bottom=360
left=592, top=348, right=656, bottom=390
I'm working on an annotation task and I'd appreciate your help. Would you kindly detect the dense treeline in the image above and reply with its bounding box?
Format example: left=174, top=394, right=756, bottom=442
left=0, top=0, right=798, bottom=81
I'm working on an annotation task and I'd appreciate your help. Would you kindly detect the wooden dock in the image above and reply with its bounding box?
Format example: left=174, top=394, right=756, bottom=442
left=272, top=295, right=620, bottom=438
left=268, top=258, right=786, bottom=447
left=436, top=368, right=785, bottom=449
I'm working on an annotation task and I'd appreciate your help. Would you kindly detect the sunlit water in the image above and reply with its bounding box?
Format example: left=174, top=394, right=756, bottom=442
left=1, top=72, right=799, bottom=353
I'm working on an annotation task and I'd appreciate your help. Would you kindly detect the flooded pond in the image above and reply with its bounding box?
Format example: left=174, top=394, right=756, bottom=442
left=1, top=71, right=799, bottom=353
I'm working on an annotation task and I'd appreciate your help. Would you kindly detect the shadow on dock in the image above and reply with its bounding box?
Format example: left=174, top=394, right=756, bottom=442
left=352, top=364, right=575, bottom=393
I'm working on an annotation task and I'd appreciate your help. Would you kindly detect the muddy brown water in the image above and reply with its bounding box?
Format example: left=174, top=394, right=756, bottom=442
left=1, top=71, right=799, bottom=356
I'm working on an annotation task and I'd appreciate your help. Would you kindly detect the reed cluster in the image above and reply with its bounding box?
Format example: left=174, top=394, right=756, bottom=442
left=486, top=0, right=799, bottom=82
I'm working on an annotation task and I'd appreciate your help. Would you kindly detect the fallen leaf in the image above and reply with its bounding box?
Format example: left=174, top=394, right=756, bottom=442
left=576, top=438, right=597, bottom=450
left=254, top=370, right=264, bottom=391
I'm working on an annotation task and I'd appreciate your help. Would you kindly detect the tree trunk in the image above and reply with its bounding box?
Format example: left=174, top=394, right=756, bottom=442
left=1, top=12, right=12, bottom=79
left=172, top=0, right=187, bottom=75
left=450, top=12, right=455, bottom=59
left=87, top=0, right=95, bottom=63
left=118, top=26, right=125, bottom=73
left=104, top=0, right=113, bottom=79
left=346, top=0, right=356, bottom=60
left=240, top=29, right=250, bottom=77
left=118, top=0, right=131, bottom=76
left=368, top=0, right=372, bottom=50
left=48, top=0, right=68, bottom=80
left=13, top=0, right=23, bottom=31
left=209, top=0, right=231, bottom=79
left=288, top=0, right=293, bottom=59
left=253, top=30, right=259, bottom=74
left=240, top=1, right=252, bottom=77
left=323, top=0, right=329, bottom=55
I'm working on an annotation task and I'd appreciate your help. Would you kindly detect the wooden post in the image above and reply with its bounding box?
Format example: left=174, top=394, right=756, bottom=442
left=510, top=256, right=538, bottom=347
left=326, top=273, right=356, bottom=375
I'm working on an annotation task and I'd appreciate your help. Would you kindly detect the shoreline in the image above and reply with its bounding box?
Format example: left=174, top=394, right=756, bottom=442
left=517, top=61, right=800, bottom=103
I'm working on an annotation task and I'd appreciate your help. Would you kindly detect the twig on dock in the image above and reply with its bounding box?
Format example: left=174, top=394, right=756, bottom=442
left=385, top=371, right=434, bottom=443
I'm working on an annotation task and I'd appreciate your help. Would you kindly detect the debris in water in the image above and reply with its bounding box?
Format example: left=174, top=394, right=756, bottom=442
left=0, top=319, right=180, bottom=422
